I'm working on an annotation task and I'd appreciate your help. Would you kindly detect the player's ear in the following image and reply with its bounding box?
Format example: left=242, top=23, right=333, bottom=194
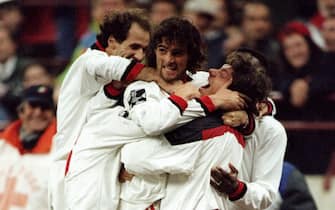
left=105, top=36, right=120, bottom=55
left=221, top=68, right=233, bottom=79
left=107, top=35, right=119, bottom=50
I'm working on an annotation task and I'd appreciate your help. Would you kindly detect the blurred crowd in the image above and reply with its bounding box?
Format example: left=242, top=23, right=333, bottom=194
left=0, top=0, right=334, bottom=209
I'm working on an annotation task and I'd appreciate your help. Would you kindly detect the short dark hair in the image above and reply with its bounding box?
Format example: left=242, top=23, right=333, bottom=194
left=146, top=17, right=206, bottom=73
left=96, top=9, right=151, bottom=48
left=226, top=49, right=272, bottom=114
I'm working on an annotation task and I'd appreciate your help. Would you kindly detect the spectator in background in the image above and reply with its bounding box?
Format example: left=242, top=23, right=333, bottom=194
left=209, top=0, right=244, bottom=68
left=0, top=0, right=22, bottom=38
left=56, top=0, right=126, bottom=84
left=276, top=162, right=317, bottom=210
left=0, top=85, right=56, bottom=209
left=149, top=0, right=179, bottom=26
left=19, top=1, right=89, bottom=63
left=212, top=0, right=245, bottom=56
left=307, top=0, right=335, bottom=50
left=222, top=26, right=245, bottom=55
left=22, top=62, right=55, bottom=90
left=322, top=16, right=335, bottom=51
left=277, top=21, right=322, bottom=116
left=239, top=0, right=282, bottom=91
left=309, top=17, right=335, bottom=119
left=212, top=0, right=236, bottom=30
left=0, top=25, right=30, bottom=121
left=183, top=0, right=224, bottom=68
left=21, top=62, right=57, bottom=104
left=183, top=0, right=217, bottom=36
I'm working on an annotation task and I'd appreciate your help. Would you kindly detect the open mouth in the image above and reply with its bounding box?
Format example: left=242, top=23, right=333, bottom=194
left=199, top=84, right=211, bottom=93
left=163, top=64, right=177, bottom=71
left=201, top=84, right=210, bottom=89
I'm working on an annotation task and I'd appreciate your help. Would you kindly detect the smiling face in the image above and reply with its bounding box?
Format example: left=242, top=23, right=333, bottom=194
left=199, top=64, right=233, bottom=95
left=19, top=101, right=54, bottom=134
left=106, top=22, right=150, bottom=62
left=155, top=38, right=188, bottom=82
left=282, top=33, right=310, bottom=69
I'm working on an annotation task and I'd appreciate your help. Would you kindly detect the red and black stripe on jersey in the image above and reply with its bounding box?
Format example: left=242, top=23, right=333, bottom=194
left=165, top=111, right=245, bottom=147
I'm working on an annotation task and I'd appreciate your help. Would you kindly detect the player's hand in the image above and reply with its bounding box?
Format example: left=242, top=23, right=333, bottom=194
left=209, top=84, right=250, bottom=111
left=222, top=110, right=248, bottom=127
left=210, top=163, right=239, bottom=195
left=119, top=164, right=134, bottom=183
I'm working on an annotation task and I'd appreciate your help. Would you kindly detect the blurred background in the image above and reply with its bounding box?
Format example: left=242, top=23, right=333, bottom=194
left=0, top=0, right=334, bottom=209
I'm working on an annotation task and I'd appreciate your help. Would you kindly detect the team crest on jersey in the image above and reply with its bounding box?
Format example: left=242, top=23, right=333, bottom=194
left=129, top=89, right=146, bottom=108
left=118, top=110, right=129, bottom=118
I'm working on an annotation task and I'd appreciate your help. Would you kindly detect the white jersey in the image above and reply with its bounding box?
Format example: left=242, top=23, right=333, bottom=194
left=49, top=48, right=144, bottom=210
left=119, top=79, right=240, bottom=210
left=54, top=48, right=139, bottom=161
left=0, top=140, right=52, bottom=210
left=63, top=77, right=213, bottom=210
left=64, top=106, right=147, bottom=210
left=123, top=80, right=210, bottom=136
left=121, top=132, right=244, bottom=210
left=229, top=116, right=287, bottom=210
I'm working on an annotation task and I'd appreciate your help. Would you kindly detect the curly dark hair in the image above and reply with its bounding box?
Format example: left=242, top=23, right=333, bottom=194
left=146, top=17, right=206, bottom=73
left=96, top=9, right=151, bottom=48
left=226, top=48, right=272, bottom=114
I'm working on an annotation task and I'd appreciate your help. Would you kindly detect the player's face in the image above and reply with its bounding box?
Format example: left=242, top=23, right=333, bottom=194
left=155, top=38, right=188, bottom=82
left=110, top=23, right=150, bottom=62
left=200, top=64, right=233, bottom=95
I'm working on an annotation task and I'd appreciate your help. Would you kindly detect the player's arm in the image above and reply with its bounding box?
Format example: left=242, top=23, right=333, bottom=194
left=85, top=51, right=160, bottom=86
left=123, top=80, right=247, bottom=136
left=121, top=137, right=203, bottom=175
left=122, top=81, right=213, bottom=135
left=122, top=129, right=244, bottom=176
left=214, top=116, right=287, bottom=210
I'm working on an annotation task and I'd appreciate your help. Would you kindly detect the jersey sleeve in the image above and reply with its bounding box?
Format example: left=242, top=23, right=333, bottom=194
left=232, top=116, right=287, bottom=210
left=121, top=137, right=203, bottom=175
left=164, top=113, right=222, bottom=145
left=85, top=51, right=144, bottom=84
left=122, top=128, right=245, bottom=176
left=123, top=81, right=214, bottom=136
